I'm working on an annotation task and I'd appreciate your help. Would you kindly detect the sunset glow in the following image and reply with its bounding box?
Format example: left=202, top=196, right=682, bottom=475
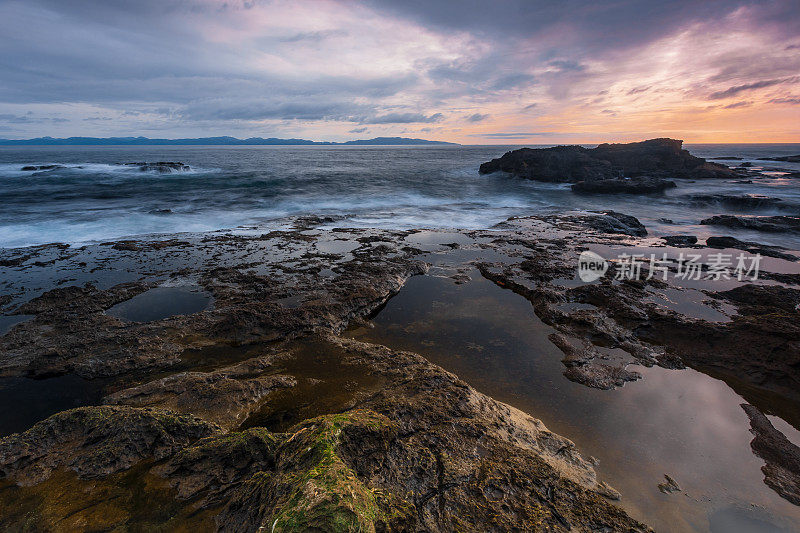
left=1, top=0, right=798, bottom=143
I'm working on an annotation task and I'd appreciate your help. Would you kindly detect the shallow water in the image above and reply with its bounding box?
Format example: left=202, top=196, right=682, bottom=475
left=105, top=286, right=211, bottom=322
left=346, top=270, right=800, bottom=533
left=0, top=374, right=108, bottom=436
left=1, top=144, right=799, bottom=249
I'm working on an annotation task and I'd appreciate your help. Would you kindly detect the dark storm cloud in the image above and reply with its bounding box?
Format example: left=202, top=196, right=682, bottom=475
left=366, top=0, right=800, bottom=50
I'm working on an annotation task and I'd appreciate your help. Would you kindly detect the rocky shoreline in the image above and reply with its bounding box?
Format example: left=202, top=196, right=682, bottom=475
left=0, top=206, right=798, bottom=530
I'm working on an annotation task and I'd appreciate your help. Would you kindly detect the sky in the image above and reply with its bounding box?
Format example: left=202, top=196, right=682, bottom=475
left=0, top=0, right=798, bottom=143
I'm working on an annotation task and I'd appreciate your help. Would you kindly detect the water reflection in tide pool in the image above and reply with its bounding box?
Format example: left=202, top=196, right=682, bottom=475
left=346, top=270, right=800, bottom=533
left=105, top=286, right=211, bottom=322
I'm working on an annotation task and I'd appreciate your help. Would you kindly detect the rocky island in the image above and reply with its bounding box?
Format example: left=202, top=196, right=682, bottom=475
left=479, top=138, right=737, bottom=194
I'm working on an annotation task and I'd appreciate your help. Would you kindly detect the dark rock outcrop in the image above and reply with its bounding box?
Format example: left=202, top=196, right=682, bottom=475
left=480, top=138, right=736, bottom=182
left=578, top=210, right=648, bottom=237
left=758, top=155, right=800, bottom=163
left=705, top=236, right=797, bottom=260
left=0, top=406, right=219, bottom=486
left=125, top=161, right=190, bottom=172
left=663, top=235, right=698, bottom=246
left=0, top=338, right=648, bottom=532
left=701, top=215, right=800, bottom=234
left=20, top=164, right=63, bottom=171
left=572, top=177, right=676, bottom=194
left=686, top=194, right=795, bottom=212
left=741, top=403, right=800, bottom=505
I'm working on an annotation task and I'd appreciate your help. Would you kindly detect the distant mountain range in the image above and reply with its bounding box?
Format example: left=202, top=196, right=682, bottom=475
left=0, top=136, right=458, bottom=146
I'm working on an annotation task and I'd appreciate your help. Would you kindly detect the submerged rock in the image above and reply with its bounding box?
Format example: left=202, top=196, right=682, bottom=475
left=571, top=177, right=677, bottom=194
left=701, top=215, right=800, bottom=234
left=657, top=474, right=682, bottom=494
left=480, top=138, right=736, bottom=182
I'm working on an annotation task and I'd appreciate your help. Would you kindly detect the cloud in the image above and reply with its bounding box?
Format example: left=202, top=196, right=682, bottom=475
left=360, top=112, right=444, bottom=124
left=769, top=97, right=800, bottom=105
left=348, top=127, right=368, bottom=133
left=0, top=0, right=798, bottom=141
left=278, top=29, right=348, bottom=43
left=627, top=85, right=651, bottom=95
left=467, top=132, right=558, bottom=138
left=465, top=113, right=489, bottom=122
left=0, top=113, right=68, bottom=124
left=708, top=77, right=798, bottom=99
left=179, top=101, right=371, bottom=122
left=723, top=100, right=752, bottom=109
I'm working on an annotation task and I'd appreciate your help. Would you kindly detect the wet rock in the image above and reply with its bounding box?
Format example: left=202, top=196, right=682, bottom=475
left=716, top=285, right=800, bottom=313
left=657, top=474, right=681, bottom=494
left=112, top=240, right=142, bottom=251
left=579, top=210, right=648, bottom=237
left=0, top=337, right=649, bottom=532
left=154, top=427, right=283, bottom=506
left=0, top=231, right=427, bottom=380
left=705, top=236, right=797, bottom=260
left=480, top=138, right=736, bottom=181
left=20, top=164, right=63, bottom=171
left=125, top=161, right=190, bottom=172
left=0, top=405, right=219, bottom=486
left=701, top=215, right=800, bottom=234
left=105, top=356, right=297, bottom=430
left=686, top=194, right=793, bottom=211
left=741, top=404, right=800, bottom=505
left=571, top=177, right=677, bottom=194
left=663, top=235, right=698, bottom=246
left=474, top=224, right=800, bottom=424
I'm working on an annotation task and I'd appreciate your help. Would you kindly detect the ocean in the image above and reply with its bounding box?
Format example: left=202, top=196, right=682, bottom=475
left=1, top=143, right=799, bottom=249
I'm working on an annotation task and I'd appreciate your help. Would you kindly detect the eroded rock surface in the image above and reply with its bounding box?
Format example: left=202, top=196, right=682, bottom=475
left=0, top=337, right=649, bottom=532
left=1, top=211, right=799, bottom=529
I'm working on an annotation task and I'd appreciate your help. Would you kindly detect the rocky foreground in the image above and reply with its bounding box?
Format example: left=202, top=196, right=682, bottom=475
left=0, top=211, right=798, bottom=531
